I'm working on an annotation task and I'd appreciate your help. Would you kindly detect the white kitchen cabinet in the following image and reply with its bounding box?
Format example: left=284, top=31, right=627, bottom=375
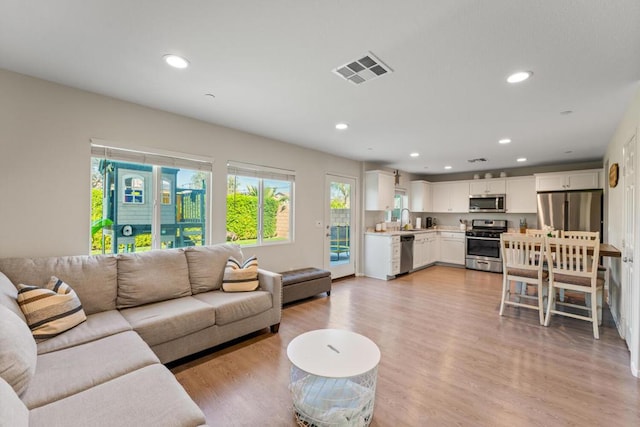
left=425, top=233, right=439, bottom=265
left=365, top=170, right=395, bottom=211
left=364, top=234, right=400, bottom=280
left=469, top=178, right=506, bottom=195
left=431, top=181, right=470, bottom=213
left=413, top=232, right=440, bottom=270
left=438, top=231, right=465, bottom=265
left=410, top=180, right=432, bottom=212
left=505, top=176, right=537, bottom=213
left=535, top=169, right=602, bottom=192
left=412, top=234, right=427, bottom=269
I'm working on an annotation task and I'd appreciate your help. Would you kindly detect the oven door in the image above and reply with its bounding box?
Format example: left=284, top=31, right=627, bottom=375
left=465, top=236, right=503, bottom=272
left=466, top=236, right=501, bottom=260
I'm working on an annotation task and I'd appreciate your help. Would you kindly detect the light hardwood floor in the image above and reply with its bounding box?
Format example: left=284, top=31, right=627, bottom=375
left=171, top=266, right=640, bottom=426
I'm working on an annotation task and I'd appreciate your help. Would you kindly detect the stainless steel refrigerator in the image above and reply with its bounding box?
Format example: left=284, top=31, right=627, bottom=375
left=537, top=190, right=603, bottom=233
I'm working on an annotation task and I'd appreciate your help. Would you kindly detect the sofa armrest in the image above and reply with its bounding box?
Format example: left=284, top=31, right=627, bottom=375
left=258, top=269, right=282, bottom=312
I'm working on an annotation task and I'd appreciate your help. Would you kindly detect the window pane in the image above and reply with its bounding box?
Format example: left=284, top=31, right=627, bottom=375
left=263, top=178, right=291, bottom=244
left=162, top=168, right=207, bottom=249
left=162, top=179, right=171, bottom=205
left=117, top=164, right=152, bottom=252
left=91, top=158, right=208, bottom=254
left=226, top=175, right=259, bottom=246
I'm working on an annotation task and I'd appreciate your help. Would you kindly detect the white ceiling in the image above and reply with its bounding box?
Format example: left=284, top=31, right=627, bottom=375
left=1, top=0, right=639, bottom=174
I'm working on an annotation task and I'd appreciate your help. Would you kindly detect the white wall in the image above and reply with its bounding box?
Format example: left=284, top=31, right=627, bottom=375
left=0, top=69, right=362, bottom=273
left=604, top=86, right=640, bottom=376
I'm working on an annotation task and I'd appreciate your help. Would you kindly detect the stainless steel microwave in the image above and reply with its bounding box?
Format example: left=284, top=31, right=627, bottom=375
left=469, top=194, right=506, bottom=213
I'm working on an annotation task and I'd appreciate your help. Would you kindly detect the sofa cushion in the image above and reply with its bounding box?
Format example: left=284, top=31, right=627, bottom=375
left=0, top=305, right=37, bottom=396
left=0, top=271, right=25, bottom=321
left=0, top=254, right=118, bottom=315
left=120, top=297, right=216, bottom=347
left=21, top=330, right=159, bottom=409
left=17, top=277, right=87, bottom=341
left=184, top=244, right=243, bottom=293
left=29, top=364, right=206, bottom=427
left=193, top=290, right=272, bottom=326
left=222, top=256, right=259, bottom=292
left=117, top=249, right=192, bottom=309
left=37, top=310, right=132, bottom=355
left=0, top=377, right=28, bottom=427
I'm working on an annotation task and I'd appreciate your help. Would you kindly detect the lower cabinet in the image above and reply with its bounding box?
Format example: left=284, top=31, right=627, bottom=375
left=438, top=232, right=465, bottom=265
left=412, top=232, right=440, bottom=270
left=365, top=231, right=465, bottom=280
left=364, top=234, right=400, bottom=280
left=413, top=234, right=427, bottom=269
left=426, top=234, right=439, bottom=264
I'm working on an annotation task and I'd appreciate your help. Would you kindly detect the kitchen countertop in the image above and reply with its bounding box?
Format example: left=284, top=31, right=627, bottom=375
left=365, top=226, right=467, bottom=236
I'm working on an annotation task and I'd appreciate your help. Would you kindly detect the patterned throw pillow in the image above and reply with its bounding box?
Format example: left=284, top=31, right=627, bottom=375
left=222, top=256, right=259, bottom=292
left=17, top=276, right=87, bottom=341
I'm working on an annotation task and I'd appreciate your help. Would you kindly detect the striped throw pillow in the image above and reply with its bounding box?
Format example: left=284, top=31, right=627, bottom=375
left=222, top=256, right=259, bottom=292
left=17, top=276, right=87, bottom=341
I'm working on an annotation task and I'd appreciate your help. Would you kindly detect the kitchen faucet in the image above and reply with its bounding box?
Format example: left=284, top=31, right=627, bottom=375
left=400, top=208, right=411, bottom=229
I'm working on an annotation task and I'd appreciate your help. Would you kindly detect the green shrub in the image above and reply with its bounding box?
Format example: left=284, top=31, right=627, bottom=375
left=226, top=194, right=279, bottom=239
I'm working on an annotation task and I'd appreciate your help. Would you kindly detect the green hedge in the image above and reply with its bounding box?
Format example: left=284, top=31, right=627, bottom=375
left=226, top=194, right=278, bottom=239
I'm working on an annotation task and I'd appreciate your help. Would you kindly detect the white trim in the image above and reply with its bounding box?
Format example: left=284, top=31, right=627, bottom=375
left=227, top=160, right=296, bottom=179
left=90, top=138, right=214, bottom=168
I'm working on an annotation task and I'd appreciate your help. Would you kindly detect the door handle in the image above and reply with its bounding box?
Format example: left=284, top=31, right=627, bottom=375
left=623, top=257, right=628, bottom=262
left=326, top=233, right=330, bottom=237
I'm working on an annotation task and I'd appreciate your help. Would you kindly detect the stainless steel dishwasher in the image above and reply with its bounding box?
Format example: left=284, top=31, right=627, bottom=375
left=399, top=234, right=415, bottom=274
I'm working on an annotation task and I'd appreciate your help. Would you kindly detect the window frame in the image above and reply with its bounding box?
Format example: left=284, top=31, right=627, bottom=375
left=226, top=161, right=295, bottom=247
left=90, top=140, right=213, bottom=253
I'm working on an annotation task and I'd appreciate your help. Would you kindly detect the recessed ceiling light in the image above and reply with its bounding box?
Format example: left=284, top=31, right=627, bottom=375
left=444, top=165, right=452, bottom=170
left=335, top=123, right=349, bottom=130
left=516, top=157, right=527, bottom=162
left=499, top=138, right=511, bottom=144
left=507, top=71, right=532, bottom=83
left=410, top=152, right=420, bottom=158
left=163, top=54, right=189, bottom=69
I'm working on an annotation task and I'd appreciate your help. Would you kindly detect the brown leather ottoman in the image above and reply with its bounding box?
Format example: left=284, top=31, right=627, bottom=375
left=280, top=268, right=331, bottom=305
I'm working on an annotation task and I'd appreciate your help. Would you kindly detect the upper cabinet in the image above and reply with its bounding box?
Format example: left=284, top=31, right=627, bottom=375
left=469, top=178, right=506, bottom=195
left=431, top=181, right=469, bottom=213
left=535, top=169, right=602, bottom=192
left=365, top=170, right=395, bottom=210
left=410, top=180, right=432, bottom=212
left=505, top=176, right=536, bottom=213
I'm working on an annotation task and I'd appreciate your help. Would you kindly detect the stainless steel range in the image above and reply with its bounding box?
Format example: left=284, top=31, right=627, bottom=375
left=465, top=219, right=508, bottom=273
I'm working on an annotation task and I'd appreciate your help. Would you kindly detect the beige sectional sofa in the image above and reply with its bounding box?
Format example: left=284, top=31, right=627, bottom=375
left=0, top=244, right=282, bottom=427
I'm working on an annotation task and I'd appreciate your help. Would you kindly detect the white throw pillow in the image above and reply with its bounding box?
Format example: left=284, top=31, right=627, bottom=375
left=222, top=256, right=259, bottom=292
left=17, top=276, right=86, bottom=341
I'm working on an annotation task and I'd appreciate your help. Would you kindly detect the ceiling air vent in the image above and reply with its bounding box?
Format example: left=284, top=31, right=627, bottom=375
left=467, top=158, right=487, bottom=163
left=332, top=52, right=393, bottom=85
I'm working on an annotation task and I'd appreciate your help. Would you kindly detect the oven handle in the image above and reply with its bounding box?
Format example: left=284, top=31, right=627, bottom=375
left=466, top=236, right=500, bottom=241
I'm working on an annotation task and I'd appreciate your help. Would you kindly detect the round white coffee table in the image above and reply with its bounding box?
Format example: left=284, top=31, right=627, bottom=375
left=287, top=329, right=381, bottom=426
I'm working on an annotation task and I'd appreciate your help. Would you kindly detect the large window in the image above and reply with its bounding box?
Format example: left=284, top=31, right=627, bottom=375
left=226, top=161, right=294, bottom=246
left=91, top=143, right=212, bottom=254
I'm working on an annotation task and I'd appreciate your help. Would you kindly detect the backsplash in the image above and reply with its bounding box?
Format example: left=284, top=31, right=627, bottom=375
left=365, top=210, right=538, bottom=231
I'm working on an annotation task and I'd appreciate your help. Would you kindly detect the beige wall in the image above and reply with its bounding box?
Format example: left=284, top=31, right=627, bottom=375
left=0, top=69, right=362, bottom=273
